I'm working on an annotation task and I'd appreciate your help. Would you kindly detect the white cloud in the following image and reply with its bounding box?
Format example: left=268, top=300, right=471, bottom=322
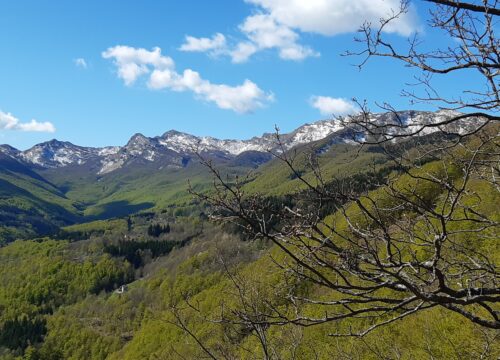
left=233, top=14, right=319, bottom=62
left=279, top=45, right=317, bottom=61
left=179, top=33, right=227, bottom=55
left=0, top=111, right=56, bottom=133
left=103, top=45, right=273, bottom=113
left=103, top=46, right=174, bottom=86
left=245, top=0, right=418, bottom=37
left=74, top=58, right=88, bottom=69
left=183, top=0, right=417, bottom=63
left=183, top=14, right=318, bottom=63
left=310, top=96, right=358, bottom=116
left=17, top=119, right=56, bottom=132
left=229, top=42, right=259, bottom=63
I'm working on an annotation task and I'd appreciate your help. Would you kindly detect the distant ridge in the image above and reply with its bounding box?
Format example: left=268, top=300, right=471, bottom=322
left=0, top=110, right=469, bottom=175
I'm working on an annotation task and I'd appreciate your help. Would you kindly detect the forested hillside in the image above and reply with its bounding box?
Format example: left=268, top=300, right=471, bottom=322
left=0, top=154, right=81, bottom=243
left=0, top=126, right=498, bottom=359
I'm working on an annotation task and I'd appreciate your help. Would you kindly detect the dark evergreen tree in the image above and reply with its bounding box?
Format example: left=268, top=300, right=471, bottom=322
left=127, top=217, right=132, bottom=232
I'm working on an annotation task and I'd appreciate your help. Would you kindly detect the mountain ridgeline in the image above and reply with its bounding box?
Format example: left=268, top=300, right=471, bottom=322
left=2, top=110, right=469, bottom=173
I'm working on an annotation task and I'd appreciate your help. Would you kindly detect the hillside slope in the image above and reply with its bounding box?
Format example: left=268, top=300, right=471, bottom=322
left=0, top=154, right=497, bottom=358
left=0, top=153, right=81, bottom=243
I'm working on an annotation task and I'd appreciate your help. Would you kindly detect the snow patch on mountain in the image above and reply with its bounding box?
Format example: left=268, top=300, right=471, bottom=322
left=98, top=157, right=125, bottom=175
left=291, top=121, right=344, bottom=144
left=343, top=110, right=474, bottom=140
left=160, top=131, right=200, bottom=153
left=98, top=147, right=120, bottom=156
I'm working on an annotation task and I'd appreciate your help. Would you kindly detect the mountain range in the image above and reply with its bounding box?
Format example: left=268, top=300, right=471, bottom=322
left=1, top=116, right=346, bottom=175
left=0, top=110, right=473, bottom=242
left=0, top=109, right=468, bottom=176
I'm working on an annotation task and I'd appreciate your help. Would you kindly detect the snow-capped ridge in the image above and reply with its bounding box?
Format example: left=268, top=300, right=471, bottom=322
left=7, top=110, right=474, bottom=174
left=19, top=140, right=92, bottom=167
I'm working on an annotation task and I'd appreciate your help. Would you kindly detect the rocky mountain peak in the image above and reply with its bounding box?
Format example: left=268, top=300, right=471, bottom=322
left=0, top=144, right=20, bottom=159
left=19, top=140, right=96, bottom=168
left=161, top=129, right=186, bottom=138
left=126, top=133, right=151, bottom=146
left=0, top=144, right=20, bottom=152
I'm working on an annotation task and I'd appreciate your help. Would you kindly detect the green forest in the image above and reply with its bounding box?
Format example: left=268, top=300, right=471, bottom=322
left=1, top=125, right=499, bottom=359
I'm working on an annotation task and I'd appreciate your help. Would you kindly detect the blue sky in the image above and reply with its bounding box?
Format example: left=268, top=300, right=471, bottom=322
left=0, top=0, right=475, bottom=150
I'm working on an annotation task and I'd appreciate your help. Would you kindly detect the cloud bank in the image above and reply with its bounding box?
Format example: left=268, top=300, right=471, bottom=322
left=103, top=45, right=273, bottom=113
left=180, top=0, right=418, bottom=63
left=246, top=0, right=418, bottom=37
left=0, top=111, right=56, bottom=132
